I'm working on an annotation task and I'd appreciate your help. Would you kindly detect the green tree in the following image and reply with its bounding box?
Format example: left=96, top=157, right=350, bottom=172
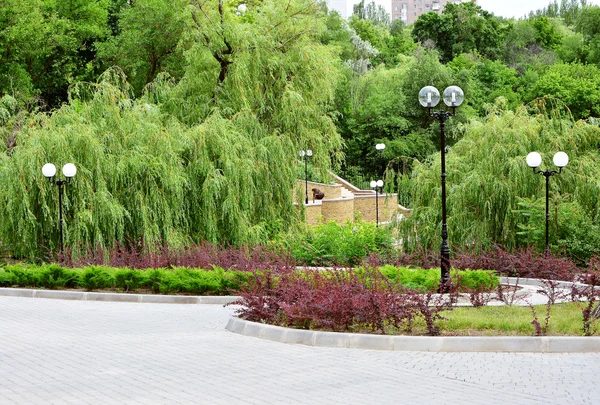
left=0, top=0, right=110, bottom=108
left=449, top=56, right=522, bottom=114
left=575, top=5, right=600, bottom=63
left=412, top=3, right=504, bottom=63
left=529, top=62, right=600, bottom=119
left=96, top=0, right=188, bottom=95
left=531, top=16, right=563, bottom=49
left=353, top=0, right=391, bottom=26
left=0, top=0, right=345, bottom=258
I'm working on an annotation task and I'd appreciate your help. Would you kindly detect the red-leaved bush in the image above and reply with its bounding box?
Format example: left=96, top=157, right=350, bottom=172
left=56, top=241, right=295, bottom=272
left=228, top=267, right=453, bottom=336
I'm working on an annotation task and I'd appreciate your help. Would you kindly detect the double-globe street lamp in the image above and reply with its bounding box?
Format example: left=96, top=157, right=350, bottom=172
left=370, top=179, right=383, bottom=227
left=419, top=85, right=464, bottom=292
left=526, top=151, right=569, bottom=255
left=299, top=149, right=312, bottom=204
left=42, top=162, right=77, bottom=254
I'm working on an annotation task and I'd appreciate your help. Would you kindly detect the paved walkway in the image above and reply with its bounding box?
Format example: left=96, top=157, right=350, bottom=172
left=1, top=296, right=599, bottom=405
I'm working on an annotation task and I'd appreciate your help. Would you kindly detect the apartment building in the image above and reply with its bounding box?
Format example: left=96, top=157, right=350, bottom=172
left=391, top=0, right=476, bottom=25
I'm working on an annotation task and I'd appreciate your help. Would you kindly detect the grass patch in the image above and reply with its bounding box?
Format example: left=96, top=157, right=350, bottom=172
left=435, top=303, right=589, bottom=336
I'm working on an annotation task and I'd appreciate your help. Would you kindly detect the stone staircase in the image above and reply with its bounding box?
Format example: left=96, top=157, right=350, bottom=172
left=296, top=175, right=410, bottom=225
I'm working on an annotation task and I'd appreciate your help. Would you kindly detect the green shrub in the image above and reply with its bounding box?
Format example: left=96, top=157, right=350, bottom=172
left=455, top=269, right=499, bottom=291
left=377, top=265, right=498, bottom=292
left=80, top=266, right=115, bottom=291
left=283, top=220, right=394, bottom=266
left=114, top=269, right=149, bottom=292
left=3, top=264, right=41, bottom=286
left=37, top=264, right=79, bottom=289
left=155, top=267, right=250, bottom=295
left=0, top=268, right=17, bottom=286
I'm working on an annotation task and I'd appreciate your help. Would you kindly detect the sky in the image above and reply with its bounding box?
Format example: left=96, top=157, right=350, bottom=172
left=346, top=0, right=600, bottom=19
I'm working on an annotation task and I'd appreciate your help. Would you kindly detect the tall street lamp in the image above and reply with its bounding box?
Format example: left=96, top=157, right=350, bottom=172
left=419, top=85, right=464, bottom=292
left=526, top=151, right=569, bottom=255
left=299, top=149, right=312, bottom=204
left=42, top=162, right=77, bottom=254
left=370, top=179, right=383, bottom=227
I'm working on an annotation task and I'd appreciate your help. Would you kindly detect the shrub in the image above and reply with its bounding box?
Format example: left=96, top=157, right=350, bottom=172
left=114, top=269, right=150, bottom=292
left=377, top=265, right=498, bottom=292
left=60, top=241, right=295, bottom=271
left=3, top=264, right=41, bottom=286
left=282, top=220, right=394, bottom=267
left=80, top=266, right=115, bottom=291
left=457, top=269, right=499, bottom=291
left=0, top=268, right=17, bottom=286
left=36, top=264, right=79, bottom=289
left=229, top=268, right=453, bottom=336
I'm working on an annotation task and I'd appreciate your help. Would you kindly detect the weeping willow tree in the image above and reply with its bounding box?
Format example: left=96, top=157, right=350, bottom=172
left=399, top=98, right=600, bottom=256
left=0, top=0, right=344, bottom=259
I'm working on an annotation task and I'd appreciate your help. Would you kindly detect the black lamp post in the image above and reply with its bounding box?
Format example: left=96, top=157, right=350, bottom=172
left=299, top=149, right=312, bottom=204
left=375, top=143, right=386, bottom=176
left=419, top=85, right=464, bottom=292
left=42, top=162, right=77, bottom=254
left=370, top=179, right=383, bottom=227
left=526, top=151, right=569, bottom=255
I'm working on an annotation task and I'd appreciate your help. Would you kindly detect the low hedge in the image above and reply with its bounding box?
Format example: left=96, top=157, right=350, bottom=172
left=0, top=264, right=251, bottom=295
left=376, top=266, right=499, bottom=292
left=0, top=263, right=499, bottom=295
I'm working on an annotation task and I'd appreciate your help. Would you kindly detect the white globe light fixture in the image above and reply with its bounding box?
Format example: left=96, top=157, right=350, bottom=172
left=442, top=86, right=465, bottom=107
left=62, top=163, right=77, bottom=178
left=526, top=152, right=542, bottom=168
left=418, top=86, right=440, bottom=108
left=42, top=163, right=57, bottom=178
left=553, top=151, right=569, bottom=168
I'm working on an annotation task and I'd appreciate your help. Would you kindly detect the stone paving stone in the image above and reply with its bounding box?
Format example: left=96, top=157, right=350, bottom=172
left=1, top=296, right=600, bottom=404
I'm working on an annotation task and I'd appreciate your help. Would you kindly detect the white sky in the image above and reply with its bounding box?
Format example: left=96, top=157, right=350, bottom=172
left=347, top=0, right=600, bottom=19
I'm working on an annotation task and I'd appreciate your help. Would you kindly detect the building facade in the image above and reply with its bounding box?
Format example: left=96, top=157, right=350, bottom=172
left=391, top=0, right=476, bottom=25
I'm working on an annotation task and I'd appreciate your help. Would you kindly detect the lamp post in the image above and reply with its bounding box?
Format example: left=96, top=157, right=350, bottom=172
left=419, top=85, right=464, bottom=292
left=375, top=143, right=386, bottom=176
left=42, top=163, right=77, bottom=254
left=299, top=149, right=312, bottom=204
left=526, top=151, right=569, bottom=255
left=370, top=179, right=383, bottom=227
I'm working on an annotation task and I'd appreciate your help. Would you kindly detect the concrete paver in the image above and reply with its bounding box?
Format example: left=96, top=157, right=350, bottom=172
left=0, top=296, right=599, bottom=404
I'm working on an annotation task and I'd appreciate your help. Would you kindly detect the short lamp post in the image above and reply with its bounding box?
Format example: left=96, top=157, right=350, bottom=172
left=42, top=163, right=77, bottom=254
left=370, top=179, right=383, bottom=227
left=526, top=151, right=569, bottom=255
left=299, top=149, right=312, bottom=205
left=419, top=85, right=464, bottom=292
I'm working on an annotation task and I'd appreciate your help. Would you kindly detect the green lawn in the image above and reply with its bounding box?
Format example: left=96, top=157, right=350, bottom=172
left=431, top=303, right=595, bottom=336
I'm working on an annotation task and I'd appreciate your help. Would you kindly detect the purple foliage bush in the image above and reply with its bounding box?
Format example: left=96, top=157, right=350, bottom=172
left=228, top=267, right=452, bottom=336
left=57, top=241, right=296, bottom=272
